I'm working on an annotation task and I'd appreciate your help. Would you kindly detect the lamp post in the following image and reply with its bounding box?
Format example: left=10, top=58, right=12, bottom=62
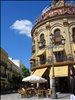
left=50, top=33, right=57, bottom=99
left=50, top=33, right=65, bottom=99
left=38, top=33, right=65, bottom=99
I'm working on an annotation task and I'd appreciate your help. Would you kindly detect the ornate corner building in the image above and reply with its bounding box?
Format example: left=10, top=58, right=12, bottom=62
left=30, top=0, right=75, bottom=92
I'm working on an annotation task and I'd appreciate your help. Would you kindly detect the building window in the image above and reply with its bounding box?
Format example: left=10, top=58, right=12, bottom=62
left=32, top=40, right=35, bottom=54
left=40, top=34, right=45, bottom=41
left=39, top=34, right=45, bottom=49
left=54, top=29, right=60, bottom=38
left=72, top=27, right=75, bottom=43
left=54, top=29, right=62, bottom=44
left=55, top=51, right=63, bottom=62
left=40, top=55, right=46, bottom=64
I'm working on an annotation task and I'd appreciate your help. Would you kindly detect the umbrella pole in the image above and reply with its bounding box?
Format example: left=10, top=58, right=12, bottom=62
left=37, top=83, right=39, bottom=88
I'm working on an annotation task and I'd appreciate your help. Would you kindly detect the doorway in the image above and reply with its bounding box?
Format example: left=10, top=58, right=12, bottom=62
left=59, top=77, right=68, bottom=93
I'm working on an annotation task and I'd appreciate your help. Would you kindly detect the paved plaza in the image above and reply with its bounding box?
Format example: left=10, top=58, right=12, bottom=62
left=1, top=92, right=70, bottom=100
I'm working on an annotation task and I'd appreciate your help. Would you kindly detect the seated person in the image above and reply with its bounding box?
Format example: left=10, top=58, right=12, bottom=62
left=22, top=86, right=25, bottom=92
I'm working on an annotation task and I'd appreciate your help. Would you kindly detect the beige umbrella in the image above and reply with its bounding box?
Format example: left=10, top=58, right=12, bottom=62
left=22, top=74, right=47, bottom=83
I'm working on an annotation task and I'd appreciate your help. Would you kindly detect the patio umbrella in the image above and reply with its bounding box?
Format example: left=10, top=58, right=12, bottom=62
left=22, top=74, right=47, bottom=83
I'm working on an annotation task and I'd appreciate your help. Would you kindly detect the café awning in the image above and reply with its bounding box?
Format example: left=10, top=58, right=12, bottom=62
left=31, top=71, right=35, bottom=75
left=34, top=68, right=47, bottom=77
left=49, top=66, right=68, bottom=78
left=36, top=49, right=46, bottom=57
left=30, top=54, right=36, bottom=61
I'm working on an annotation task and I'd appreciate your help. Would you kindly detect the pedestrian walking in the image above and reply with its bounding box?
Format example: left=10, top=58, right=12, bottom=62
left=70, top=74, right=75, bottom=100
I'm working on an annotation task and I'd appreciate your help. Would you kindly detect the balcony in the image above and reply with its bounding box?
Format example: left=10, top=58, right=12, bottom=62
left=30, top=59, right=52, bottom=68
left=30, top=55, right=75, bottom=68
left=0, top=60, right=7, bottom=68
left=54, top=36, right=62, bottom=43
left=12, top=69, right=20, bottom=75
left=30, top=63, right=36, bottom=68
left=40, top=60, right=46, bottom=64
left=56, top=57, right=63, bottom=62
left=10, top=67, right=12, bottom=71
left=0, top=73, right=7, bottom=78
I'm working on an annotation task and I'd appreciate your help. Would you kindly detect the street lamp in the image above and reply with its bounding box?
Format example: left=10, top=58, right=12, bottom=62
left=50, top=33, right=57, bottom=99
left=38, top=33, right=65, bottom=99
left=50, top=33, right=65, bottom=99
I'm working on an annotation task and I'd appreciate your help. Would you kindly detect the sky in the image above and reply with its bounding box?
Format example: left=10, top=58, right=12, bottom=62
left=1, top=0, right=75, bottom=70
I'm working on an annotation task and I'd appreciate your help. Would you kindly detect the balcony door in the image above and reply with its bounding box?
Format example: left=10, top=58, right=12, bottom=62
left=40, top=55, right=46, bottom=64
left=55, top=51, right=63, bottom=62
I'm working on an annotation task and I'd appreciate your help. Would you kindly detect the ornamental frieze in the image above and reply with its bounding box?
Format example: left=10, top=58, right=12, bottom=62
left=36, top=7, right=75, bottom=22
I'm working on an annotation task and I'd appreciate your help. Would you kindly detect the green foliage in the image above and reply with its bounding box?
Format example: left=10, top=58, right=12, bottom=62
left=21, top=67, right=30, bottom=78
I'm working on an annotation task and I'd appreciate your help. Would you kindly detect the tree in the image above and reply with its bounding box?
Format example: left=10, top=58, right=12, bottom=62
left=21, top=67, right=30, bottom=87
left=21, top=67, right=30, bottom=78
left=11, top=67, right=30, bottom=90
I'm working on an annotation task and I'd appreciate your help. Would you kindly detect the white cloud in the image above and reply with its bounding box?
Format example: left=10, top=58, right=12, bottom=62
left=10, top=20, right=33, bottom=37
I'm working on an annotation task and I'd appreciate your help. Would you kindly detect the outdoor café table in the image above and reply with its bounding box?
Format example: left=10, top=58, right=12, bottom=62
left=39, top=90, right=46, bottom=97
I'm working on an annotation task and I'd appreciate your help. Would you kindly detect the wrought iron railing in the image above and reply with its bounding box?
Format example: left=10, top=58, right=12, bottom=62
left=0, top=73, right=7, bottom=78
left=30, top=55, right=75, bottom=68
left=0, top=60, right=7, bottom=68
left=12, top=69, right=20, bottom=75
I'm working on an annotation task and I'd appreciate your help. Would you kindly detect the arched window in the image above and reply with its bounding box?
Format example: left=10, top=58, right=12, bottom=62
left=40, top=34, right=44, bottom=41
left=72, top=27, right=75, bottom=42
left=54, top=29, right=62, bottom=44
left=32, top=40, right=35, bottom=54
left=39, top=34, right=45, bottom=49
left=54, top=29, right=60, bottom=38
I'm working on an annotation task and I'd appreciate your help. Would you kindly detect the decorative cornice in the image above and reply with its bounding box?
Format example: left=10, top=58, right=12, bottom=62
left=31, top=14, right=75, bottom=36
left=35, top=7, right=75, bottom=24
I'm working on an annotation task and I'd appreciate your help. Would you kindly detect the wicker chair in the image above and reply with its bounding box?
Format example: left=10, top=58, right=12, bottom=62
left=45, top=89, right=52, bottom=98
left=25, top=89, right=31, bottom=98
left=20, top=90, right=26, bottom=98
left=37, top=90, right=43, bottom=98
left=18, top=89, right=22, bottom=94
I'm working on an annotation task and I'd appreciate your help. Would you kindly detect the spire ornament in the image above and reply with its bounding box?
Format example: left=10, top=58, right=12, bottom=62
left=51, top=0, right=66, bottom=9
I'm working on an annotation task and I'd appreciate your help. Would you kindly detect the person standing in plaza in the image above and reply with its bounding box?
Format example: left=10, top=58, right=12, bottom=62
left=70, top=74, right=75, bottom=100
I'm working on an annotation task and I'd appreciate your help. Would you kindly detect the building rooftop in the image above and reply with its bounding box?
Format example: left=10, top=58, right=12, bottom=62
left=35, top=0, right=75, bottom=24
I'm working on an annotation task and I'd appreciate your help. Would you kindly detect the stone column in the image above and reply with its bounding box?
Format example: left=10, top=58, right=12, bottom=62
left=45, top=22, right=51, bottom=64
left=63, top=18, right=72, bottom=60
left=35, top=29, right=39, bottom=65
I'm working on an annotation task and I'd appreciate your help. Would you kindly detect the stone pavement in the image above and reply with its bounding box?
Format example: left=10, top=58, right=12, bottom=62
left=1, top=92, right=70, bottom=100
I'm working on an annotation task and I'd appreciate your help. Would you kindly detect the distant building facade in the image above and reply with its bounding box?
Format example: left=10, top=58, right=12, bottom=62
left=30, top=0, right=75, bottom=92
left=0, top=47, right=25, bottom=92
left=8, top=58, right=24, bottom=69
